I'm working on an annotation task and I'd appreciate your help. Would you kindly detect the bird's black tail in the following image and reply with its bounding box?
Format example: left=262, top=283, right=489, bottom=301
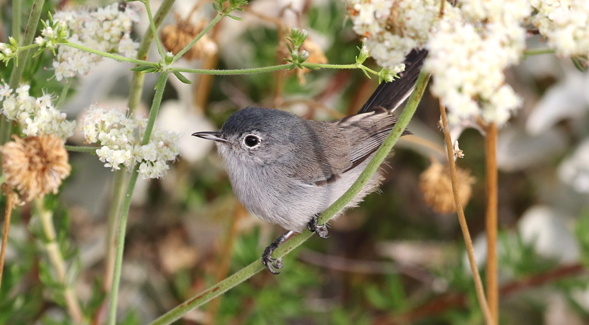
left=358, top=49, right=428, bottom=114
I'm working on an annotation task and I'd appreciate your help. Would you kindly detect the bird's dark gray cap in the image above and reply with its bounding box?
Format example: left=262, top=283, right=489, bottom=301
left=220, top=107, right=303, bottom=136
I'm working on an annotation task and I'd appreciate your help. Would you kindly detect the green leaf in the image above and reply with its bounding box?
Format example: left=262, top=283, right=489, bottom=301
left=226, top=14, right=242, bottom=20
left=173, top=71, right=192, bottom=84
left=571, top=56, right=588, bottom=73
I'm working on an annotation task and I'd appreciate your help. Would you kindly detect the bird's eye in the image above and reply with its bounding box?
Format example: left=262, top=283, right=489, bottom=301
left=243, top=135, right=260, bottom=148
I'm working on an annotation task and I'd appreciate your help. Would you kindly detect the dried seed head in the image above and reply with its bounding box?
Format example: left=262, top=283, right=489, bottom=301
left=420, top=159, right=474, bottom=214
left=160, top=16, right=218, bottom=61
left=1, top=135, right=71, bottom=201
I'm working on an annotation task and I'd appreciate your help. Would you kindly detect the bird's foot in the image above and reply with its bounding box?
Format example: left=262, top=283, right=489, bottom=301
left=261, top=231, right=293, bottom=274
left=307, top=215, right=329, bottom=239
left=262, top=244, right=283, bottom=274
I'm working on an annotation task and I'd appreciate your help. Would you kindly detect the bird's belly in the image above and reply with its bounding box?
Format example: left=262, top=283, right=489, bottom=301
left=226, top=161, right=383, bottom=233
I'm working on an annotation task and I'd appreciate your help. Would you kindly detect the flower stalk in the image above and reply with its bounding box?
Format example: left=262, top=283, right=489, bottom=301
left=485, top=122, right=499, bottom=323
left=0, top=182, right=14, bottom=293
left=141, top=0, right=167, bottom=60
left=172, top=14, right=223, bottom=64
left=107, top=73, right=169, bottom=325
left=35, top=198, right=84, bottom=324
left=147, top=71, right=431, bottom=325
left=439, top=100, right=494, bottom=325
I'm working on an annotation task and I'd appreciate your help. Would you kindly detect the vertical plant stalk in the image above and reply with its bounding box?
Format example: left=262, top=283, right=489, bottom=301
left=439, top=101, right=493, bottom=325
left=128, top=0, right=175, bottom=112
left=148, top=72, right=431, bottom=325
left=103, top=169, right=126, bottom=292
left=205, top=203, right=244, bottom=325
left=485, top=122, right=498, bottom=323
left=102, top=0, right=175, bottom=293
left=0, top=0, right=46, bottom=145
left=34, top=198, right=84, bottom=324
left=0, top=183, right=15, bottom=292
left=12, top=0, right=21, bottom=40
left=108, top=73, right=169, bottom=325
left=55, top=83, right=70, bottom=109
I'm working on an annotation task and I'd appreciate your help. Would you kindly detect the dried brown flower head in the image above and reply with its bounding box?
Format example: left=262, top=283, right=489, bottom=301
left=1, top=135, right=71, bottom=202
left=420, top=159, right=474, bottom=214
left=160, top=15, right=218, bottom=61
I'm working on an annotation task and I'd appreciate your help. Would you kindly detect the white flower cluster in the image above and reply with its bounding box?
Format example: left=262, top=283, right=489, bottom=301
left=530, top=0, right=589, bottom=57
left=426, top=0, right=530, bottom=125
left=0, top=83, right=76, bottom=139
left=47, top=3, right=139, bottom=81
left=82, top=105, right=180, bottom=179
left=345, top=0, right=540, bottom=126
left=346, top=0, right=454, bottom=68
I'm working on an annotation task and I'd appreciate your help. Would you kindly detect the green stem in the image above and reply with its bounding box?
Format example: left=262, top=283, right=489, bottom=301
left=35, top=198, right=84, bottom=324
left=170, top=63, right=293, bottom=75
left=18, top=43, right=38, bottom=52
left=148, top=72, right=431, bottom=325
left=170, top=62, right=368, bottom=75
left=60, top=41, right=158, bottom=66
left=523, top=48, right=555, bottom=57
left=64, top=145, right=98, bottom=153
left=142, top=0, right=166, bottom=61
left=0, top=0, right=46, bottom=146
left=128, top=0, right=176, bottom=113
left=107, top=73, right=169, bottom=325
left=56, top=83, right=70, bottom=109
left=302, top=62, right=360, bottom=70
left=103, top=169, right=127, bottom=292
left=141, top=73, right=169, bottom=145
left=172, top=14, right=223, bottom=64
left=12, top=0, right=21, bottom=41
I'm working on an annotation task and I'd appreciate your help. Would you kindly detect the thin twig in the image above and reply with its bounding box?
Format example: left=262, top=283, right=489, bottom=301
left=0, top=184, right=16, bottom=292
left=439, top=100, right=493, bottom=325
left=485, top=122, right=498, bottom=323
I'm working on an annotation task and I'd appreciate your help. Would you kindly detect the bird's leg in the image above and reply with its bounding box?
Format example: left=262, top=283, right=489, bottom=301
left=307, top=214, right=329, bottom=239
left=262, top=230, right=294, bottom=274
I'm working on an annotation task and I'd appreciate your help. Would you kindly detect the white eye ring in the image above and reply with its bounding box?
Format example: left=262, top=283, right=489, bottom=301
left=243, top=134, right=261, bottom=148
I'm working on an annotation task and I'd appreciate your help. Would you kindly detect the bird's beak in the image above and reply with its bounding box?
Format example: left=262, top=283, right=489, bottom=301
left=192, top=131, right=228, bottom=143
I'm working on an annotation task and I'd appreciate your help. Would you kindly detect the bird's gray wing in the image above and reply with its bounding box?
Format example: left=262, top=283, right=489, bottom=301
left=358, top=49, right=428, bottom=114
left=287, top=120, right=352, bottom=186
left=337, top=110, right=406, bottom=172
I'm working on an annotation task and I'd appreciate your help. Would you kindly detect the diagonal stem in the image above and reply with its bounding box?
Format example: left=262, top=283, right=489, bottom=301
left=485, top=122, right=498, bottom=323
left=172, top=14, right=223, bottom=64
left=147, top=72, right=431, bottom=325
left=439, top=100, right=493, bottom=325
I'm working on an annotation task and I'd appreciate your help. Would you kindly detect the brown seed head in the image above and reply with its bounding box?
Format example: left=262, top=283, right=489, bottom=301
left=420, top=159, right=474, bottom=214
left=1, top=135, right=71, bottom=202
left=160, top=15, right=218, bottom=61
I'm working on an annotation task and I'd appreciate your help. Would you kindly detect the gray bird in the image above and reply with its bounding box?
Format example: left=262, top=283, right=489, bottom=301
left=193, top=49, right=428, bottom=273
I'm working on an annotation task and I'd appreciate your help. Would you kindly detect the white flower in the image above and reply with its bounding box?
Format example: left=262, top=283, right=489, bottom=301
left=531, top=0, right=589, bottom=57
left=0, top=86, right=75, bottom=139
left=0, top=83, right=12, bottom=100
left=82, top=105, right=180, bottom=178
left=48, top=4, right=140, bottom=80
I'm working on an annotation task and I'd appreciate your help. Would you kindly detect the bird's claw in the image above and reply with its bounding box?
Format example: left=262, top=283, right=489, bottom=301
left=307, top=215, right=329, bottom=239
left=262, top=245, right=283, bottom=274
